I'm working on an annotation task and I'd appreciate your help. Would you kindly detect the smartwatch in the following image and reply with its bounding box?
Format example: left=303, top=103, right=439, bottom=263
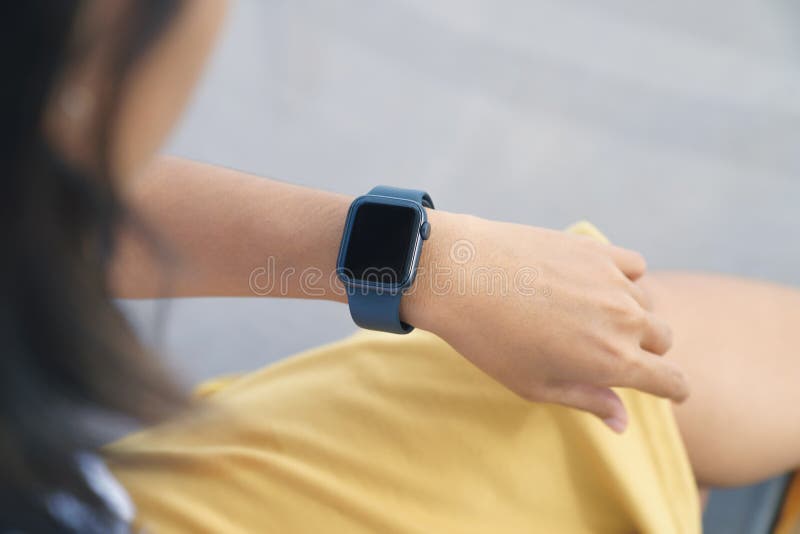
left=336, top=186, right=434, bottom=334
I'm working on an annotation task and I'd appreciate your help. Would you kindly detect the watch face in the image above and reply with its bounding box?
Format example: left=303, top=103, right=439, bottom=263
left=340, top=199, right=422, bottom=286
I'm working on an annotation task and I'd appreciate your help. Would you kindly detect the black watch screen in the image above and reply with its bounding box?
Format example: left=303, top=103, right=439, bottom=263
left=341, top=201, right=421, bottom=285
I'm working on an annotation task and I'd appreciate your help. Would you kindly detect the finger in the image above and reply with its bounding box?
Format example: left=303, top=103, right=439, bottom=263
left=639, top=312, right=673, bottom=355
left=617, top=350, right=690, bottom=403
left=607, top=245, right=647, bottom=281
left=627, top=281, right=653, bottom=311
left=547, top=383, right=628, bottom=433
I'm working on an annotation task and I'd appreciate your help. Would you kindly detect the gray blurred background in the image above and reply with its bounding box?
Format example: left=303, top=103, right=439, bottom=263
left=123, top=0, right=800, bottom=384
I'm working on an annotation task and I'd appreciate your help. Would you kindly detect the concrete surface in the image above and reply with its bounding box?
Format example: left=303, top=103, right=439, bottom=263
left=122, top=0, right=800, bottom=383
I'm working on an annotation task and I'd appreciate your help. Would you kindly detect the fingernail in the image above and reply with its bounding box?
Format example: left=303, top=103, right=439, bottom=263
left=603, top=416, right=627, bottom=433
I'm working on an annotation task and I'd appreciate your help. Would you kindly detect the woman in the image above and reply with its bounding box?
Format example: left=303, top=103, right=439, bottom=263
left=3, top=1, right=799, bottom=532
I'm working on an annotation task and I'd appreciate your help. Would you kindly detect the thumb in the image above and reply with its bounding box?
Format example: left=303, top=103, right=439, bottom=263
left=550, top=383, right=628, bottom=433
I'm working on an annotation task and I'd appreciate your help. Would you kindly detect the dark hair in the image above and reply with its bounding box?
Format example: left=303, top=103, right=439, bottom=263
left=1, top=1, right=184, bottom=530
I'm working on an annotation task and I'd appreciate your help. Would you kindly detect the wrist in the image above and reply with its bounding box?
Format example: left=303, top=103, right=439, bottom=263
left=399, top=209, right=468, bottom=333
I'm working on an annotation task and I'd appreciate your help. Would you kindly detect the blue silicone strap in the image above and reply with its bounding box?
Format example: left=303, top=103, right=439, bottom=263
left=347, top=286, right=409, bottom=333
left=345, top=186, right=433, bottom=334
left=369, top=185, right=435, bottom=209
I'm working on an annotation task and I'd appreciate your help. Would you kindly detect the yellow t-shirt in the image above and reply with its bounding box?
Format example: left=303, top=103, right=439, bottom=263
left=106, top=223, right=700, bottom=533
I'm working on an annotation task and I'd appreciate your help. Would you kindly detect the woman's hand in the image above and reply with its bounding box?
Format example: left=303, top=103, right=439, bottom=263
left=404, top=211, right=689, bottom=433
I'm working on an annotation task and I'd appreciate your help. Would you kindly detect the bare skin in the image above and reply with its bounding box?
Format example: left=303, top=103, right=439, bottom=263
left=643, top=272, right=800, bottom=487
left=111, top=158, right=686, bottom=432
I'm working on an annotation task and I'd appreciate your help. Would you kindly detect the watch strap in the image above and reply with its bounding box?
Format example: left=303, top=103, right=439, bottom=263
left=368, top=185, right=434, bottom=209
left=347, top=286, right=411, bottom=334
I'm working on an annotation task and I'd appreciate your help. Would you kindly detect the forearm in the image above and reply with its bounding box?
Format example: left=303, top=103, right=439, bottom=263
left=111, top=157, right=353, bottom=302
left=111, top=158, right=688, bottom=429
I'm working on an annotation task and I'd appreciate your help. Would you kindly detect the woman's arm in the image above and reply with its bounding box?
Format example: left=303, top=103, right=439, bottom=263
left=112, top=156, right=688, bottom=430
left=112, top=156, right=352, bottom=301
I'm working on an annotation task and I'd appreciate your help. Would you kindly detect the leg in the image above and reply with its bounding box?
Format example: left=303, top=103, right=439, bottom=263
left=642, top=271, right=800, bottom=487
left=107, top=329, right=701, bottom=533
